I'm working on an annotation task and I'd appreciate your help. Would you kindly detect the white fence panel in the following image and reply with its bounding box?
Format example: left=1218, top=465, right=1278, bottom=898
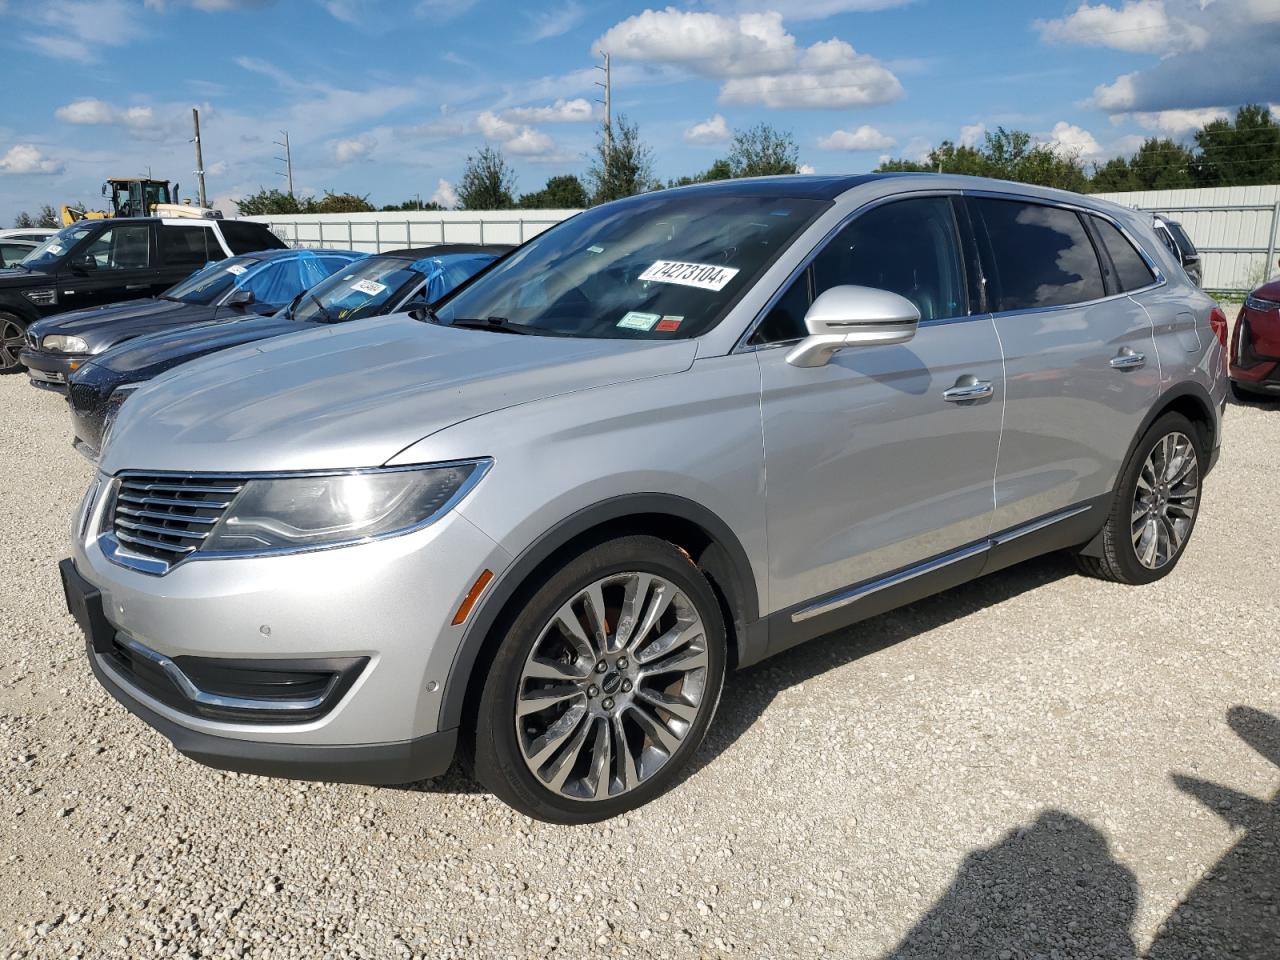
left=241, top=210, right=580, bottom=254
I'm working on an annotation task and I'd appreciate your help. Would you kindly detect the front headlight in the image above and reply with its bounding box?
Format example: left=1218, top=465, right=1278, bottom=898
left=1245, top=295, right=1278, bottom=312
left=42, top=334, right=89, bottom=353
left=203, top=460, right=489, bottom=554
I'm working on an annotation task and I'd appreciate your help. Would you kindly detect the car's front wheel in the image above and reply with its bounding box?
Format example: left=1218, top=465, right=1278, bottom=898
left=0, top=312, right=27, bottom=373
left=473, top=535, right=727, bottom=823
left=1076, top=411, right=1203, bottom=584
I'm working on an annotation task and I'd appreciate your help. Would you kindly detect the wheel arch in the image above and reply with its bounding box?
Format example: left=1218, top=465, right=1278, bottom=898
left=439, top=493, right=762, bottom=734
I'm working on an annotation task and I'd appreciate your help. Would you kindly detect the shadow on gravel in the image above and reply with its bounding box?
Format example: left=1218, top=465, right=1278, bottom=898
left=692, top=551, right=1077, bottom=778
left=877, top=706, right=1280, bottom=960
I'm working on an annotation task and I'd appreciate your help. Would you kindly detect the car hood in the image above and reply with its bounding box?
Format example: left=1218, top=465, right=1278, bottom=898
left=102, top=314, right=698, bottom=474
left=29, top=298, right=220, bottom=351
left=84, top=314, right=313, bottom=376
left=1254, top=277, right=1280, bottom=302
left=0, top=265, right=54, bottom=286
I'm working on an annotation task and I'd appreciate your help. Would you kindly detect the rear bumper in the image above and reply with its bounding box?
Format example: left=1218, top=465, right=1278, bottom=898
left=19, top=347, right=89, bottom=391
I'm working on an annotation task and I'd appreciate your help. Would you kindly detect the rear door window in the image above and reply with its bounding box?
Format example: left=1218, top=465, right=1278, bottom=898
left=1090, top=216, right=1155, bottom=293
left=972, top=198, right=1105, bottom=311
left=218, top=221, right=288, bottom=255
left=159, top=225, right=217, bottom=268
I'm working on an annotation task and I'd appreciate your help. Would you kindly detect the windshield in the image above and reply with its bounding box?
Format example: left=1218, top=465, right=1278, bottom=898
left=163, top=255, right=264, bottom=305
left=20, top=224, right=96, bottom=269
left=434, top=192, right=824, bottom=339
left=291, top=257, right=423, bottom=322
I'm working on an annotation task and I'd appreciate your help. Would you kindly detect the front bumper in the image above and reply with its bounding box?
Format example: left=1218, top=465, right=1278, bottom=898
left=67, top=481, right=512, bottom=782
left=1229, top=305, right=1280, bottom=392
left=19, top=347, right=91, bottom=391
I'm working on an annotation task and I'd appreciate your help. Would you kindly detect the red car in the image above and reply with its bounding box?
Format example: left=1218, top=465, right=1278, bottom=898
left=1229, top=265, right=1280, bottom=401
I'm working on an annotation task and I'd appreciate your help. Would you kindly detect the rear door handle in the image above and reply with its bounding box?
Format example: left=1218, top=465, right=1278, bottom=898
left=942, top=377, right=994, bottom=403
left=125, top=284, right=149, bottom=291
left=1110, top=349, right=1146, bottom=370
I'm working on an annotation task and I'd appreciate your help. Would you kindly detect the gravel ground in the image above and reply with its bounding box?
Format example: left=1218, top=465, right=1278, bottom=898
left=1, top=323, right=1278, bottom=959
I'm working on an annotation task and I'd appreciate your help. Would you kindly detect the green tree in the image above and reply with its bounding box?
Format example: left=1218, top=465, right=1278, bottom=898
left=667, top=158, right=734, bottom=188
left=876, top=127, right=1088, bottom=191
left=1090, top=156, right=1138, bottom=192
left=519, top=174, right=589, bottom=209
left=587, top=116, right=656, bottom=204
left=1194, top=104, right=1280, bottom=186
left=311, top=191, right=374, bottom=213
left=13, top=211, right=35, bottom=228
left=458, top=146, right=517, bottom=210
left=1127, top=138, right=1196, bottom=190
left=234, top=189, right=313, bottom=216
left=380, top=198, right=444, bottom=211
left=36, top=204, right=59, bottom=228
left=728, top=123, right=799, bottom=177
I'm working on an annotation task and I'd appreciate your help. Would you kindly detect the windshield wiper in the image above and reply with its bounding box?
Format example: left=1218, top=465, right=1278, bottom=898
left=447, top=316, right=529, bottom=335
left=306, top=292, right=335, bottom=323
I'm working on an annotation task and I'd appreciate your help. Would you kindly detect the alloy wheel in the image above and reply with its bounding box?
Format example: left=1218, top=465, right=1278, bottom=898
left=1131, top=430, right=1199, bottom=570
left=0, top=319, right=24, bottom=371
left=514, top=572, right=710, bottom=802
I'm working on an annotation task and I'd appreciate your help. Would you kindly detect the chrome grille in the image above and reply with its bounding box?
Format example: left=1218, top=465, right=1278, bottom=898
left=109, top=474, right=244, bottom=567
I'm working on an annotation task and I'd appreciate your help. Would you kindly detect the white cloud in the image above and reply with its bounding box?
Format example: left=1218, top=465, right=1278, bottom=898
left=21, top=0, right=143, bottom=61
left=0, top=144, right=63, bottom=175
left=683, top=114, right=730, bottom=145
left=1088, top=72, right=1139, bottom=110
left=959, top=122, right=986, bottom=148
left=526, top=1, right=587, bottom=41
left=818, top=124, right=896, bottom=151
left=1047, top=121, right=1104, bottom=159
left=333, top=134, right=376, bottom=164
left=595, top=9, right=903, bottom=109
left=714, top=0, right=912, bottom=18
left=797, top=163, right=816, bottom=174
left=206, top=159, right=228, bottom=177
left=502, top=98, right=594, bottom=124
left=431, top=178, right=458, bottom=209
left=55, top=99, right=158, bottom=130
left=1128, top=106, right=1230, bottom=133
left=477, top=111, right=556, bottom=157
left=1037, top=1, right=1207, bottom=54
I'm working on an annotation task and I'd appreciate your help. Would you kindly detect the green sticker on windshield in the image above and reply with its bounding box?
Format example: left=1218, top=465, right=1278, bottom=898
left=617, top=311, right=660, bottom=331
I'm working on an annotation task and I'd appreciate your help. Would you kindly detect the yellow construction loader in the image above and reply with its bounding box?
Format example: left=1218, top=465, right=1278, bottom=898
left=60, top=177, right=216, bottom=225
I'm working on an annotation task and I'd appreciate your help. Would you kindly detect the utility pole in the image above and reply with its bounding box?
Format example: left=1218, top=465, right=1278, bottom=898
left=191, top=108, right=207, bottom=209
left=273, top=130, right=294, bottom=198
left=594, top=52, right=612, bottom=175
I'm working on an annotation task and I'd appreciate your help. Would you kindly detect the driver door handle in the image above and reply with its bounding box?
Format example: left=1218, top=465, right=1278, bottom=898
left=125, top=284, right=149, bottom=290
left=942, top=378, right=994, bottom=403
left=1110, top=349, right=1146, bottom=370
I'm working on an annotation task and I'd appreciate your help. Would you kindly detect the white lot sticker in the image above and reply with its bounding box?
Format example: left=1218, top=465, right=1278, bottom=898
left=224, top=264, right=247, bottom=276
left=47, top=244, right=63, bottom=255
left=617, top=311, right=660, bottom=331
left=351, top=278, right=386, bottom=296
left=639, top=260, right=739, bottom=292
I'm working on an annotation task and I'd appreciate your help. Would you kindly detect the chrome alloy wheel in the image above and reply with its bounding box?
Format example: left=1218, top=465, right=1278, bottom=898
left=514, top=572, right=710, bottom=801
left=1132, top=430, right=1200, bottom=570
left=0, top=318, right=24, bottom=371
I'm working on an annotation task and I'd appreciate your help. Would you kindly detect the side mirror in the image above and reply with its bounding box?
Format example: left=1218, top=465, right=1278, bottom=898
left=71, top=255, right=96, bottom=275
left=402, top=299, right=431, bottom=319
left=225, top=288, right=255, bottom=309
left=785, top=285, right=920, bottom=368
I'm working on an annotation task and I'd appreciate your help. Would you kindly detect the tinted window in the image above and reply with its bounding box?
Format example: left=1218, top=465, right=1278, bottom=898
left=812, top=196, right=967, bottom=323
left=80, top=223, right=153, bottom=271
left=218, top=221, right=287, bottom=255
left=0, top=242, right=33, bottom=267
left=21, top=224, right=97, bottom=269
left=1166, top=221, right=1197, bottom=257
left=159, top=225, right=216, bottom=267
left=164, top=256, right=264, bottom=305
left=1091, top=216, right=1155, bottom=292
left=750, top=271, right=811, bottom=344
left=974, top=199, right=1104, bottom=311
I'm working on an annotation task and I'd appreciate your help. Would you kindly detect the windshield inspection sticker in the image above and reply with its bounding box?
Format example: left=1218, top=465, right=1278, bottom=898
left=639, top=260, right=739, bottom=292
left=46, top=244, right=63, bottom=255
left=617, top=311, right=661, bottom=331
left=351, top=278, right=386, bottom=296
left=224, top=264, right=247, bottom=276
left=656, top=316, right=683, bottom=332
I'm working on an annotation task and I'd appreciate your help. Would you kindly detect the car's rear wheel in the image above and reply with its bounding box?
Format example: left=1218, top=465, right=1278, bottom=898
left=1076, top=412, right=1203, bottom=585
left=472, top=535, right=727, bottom=823
left=0, top=313, right=26, bottom=373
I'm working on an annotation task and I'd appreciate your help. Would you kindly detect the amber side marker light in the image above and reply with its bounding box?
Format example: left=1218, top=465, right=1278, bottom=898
left=452, top=569, right=494, bottom=625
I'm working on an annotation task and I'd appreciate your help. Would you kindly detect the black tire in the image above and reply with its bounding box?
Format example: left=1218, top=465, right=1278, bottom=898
left=472, top=535, right=727, bottom=823
left=0, top=312, right=27, bottom=374
left=1075, top=412, right=1204, bottom=585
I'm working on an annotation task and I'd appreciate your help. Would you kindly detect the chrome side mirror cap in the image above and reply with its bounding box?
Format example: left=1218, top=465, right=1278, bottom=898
left=785, top=285, right=921, bottom=368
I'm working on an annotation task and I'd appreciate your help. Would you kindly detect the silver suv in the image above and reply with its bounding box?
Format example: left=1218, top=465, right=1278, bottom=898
left=61, top=174, right=1225, bottom=823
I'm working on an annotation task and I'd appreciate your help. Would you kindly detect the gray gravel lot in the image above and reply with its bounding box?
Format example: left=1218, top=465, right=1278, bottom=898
left=1, top=328, right=1278, bottom=959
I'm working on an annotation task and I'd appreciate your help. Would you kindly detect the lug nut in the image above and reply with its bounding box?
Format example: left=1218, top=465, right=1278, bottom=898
left=617, top=657, right=629, bottom=670
left=595, top=660, right=608, bottom=674
left=587, top=685, right=600, bottom=698
left=621, top=679, right=633, bottom=693
left=601, top=697, right=615, bottom=711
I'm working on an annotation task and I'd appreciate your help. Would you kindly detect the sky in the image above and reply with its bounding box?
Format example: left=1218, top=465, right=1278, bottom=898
left=0, top=0, right=1278, bottom=222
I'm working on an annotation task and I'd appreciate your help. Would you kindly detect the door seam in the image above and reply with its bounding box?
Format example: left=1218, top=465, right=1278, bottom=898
left=985, top=313, right=1007, bottom=538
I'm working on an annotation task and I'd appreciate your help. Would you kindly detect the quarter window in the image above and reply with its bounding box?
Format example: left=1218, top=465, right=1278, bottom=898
left=973, top=198, right=1105, bottom=311
left=1090, top=216, right=1155, bottom=292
